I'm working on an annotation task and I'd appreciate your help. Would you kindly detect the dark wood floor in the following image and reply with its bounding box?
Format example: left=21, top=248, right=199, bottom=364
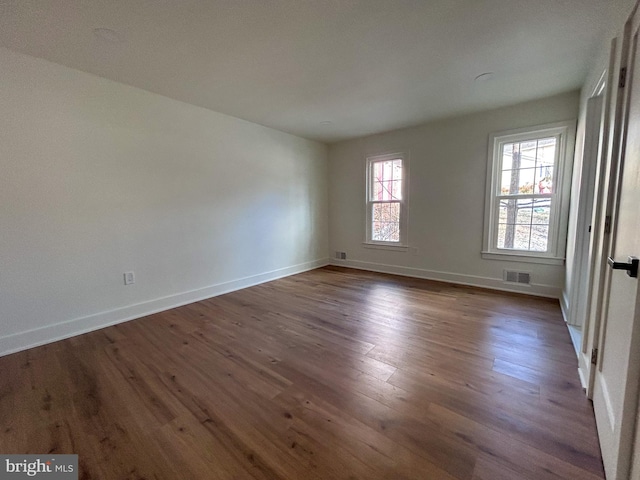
left=0, top=266, right=604, bottom=479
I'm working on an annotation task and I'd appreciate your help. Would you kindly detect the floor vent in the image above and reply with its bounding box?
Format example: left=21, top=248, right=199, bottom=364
left=504, top=270, right=531, bottom=285
left=335, top=251, right=347, bottom=260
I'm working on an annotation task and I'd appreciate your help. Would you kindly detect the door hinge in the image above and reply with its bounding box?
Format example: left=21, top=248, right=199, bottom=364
left=620, top=67, right=627, bottom=88
left=604, top=215, right=612, bottom=234
left=591, top=348, right=598, bottom=365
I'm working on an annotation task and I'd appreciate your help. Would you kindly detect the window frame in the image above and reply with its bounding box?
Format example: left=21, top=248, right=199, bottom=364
left=365, top=152, right=409, bottom=248
left=482, top=121, right=575, bottom=265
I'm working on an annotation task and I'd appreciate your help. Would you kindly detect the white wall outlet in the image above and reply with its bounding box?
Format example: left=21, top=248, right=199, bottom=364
left=124, top=271, right=135, bottom=285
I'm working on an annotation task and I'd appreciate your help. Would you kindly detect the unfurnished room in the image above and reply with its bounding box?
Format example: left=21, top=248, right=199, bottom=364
left=1, top=1, right=640, bottom=479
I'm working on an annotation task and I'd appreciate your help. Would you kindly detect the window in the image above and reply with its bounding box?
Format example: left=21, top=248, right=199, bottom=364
left=482, top=121, right=574, bottom=264
left=366, top=153, right=408, bottom=246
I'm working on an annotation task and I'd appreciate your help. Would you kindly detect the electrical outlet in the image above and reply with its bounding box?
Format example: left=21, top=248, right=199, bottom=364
left=124, top=271, right=135, bottom=285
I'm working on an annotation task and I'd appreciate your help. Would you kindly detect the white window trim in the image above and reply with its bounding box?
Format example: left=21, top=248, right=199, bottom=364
left=482, top=120, right=575, bottom=264
left=362, top=242, right=409, bottom=252
left=364, top=152, right=409, bottom=247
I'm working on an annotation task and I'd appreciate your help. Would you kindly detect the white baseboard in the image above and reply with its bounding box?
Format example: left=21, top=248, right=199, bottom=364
left=597, top=375, right=616, bottom=431
left=0, top=258, right=330, bottom=358
left=578, top=362, right=588, bottom=390
left=566, top=324, right=582, bottom=357
left=331, top=259, right=561, bottom=298
left=560, top=291, right=571, bottom=324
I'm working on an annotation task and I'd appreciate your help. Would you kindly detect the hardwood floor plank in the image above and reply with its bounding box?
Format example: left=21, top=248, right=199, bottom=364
left=428, top=403, right=603, bottom=480
left=275, top=386, right=460, bottom=480
left=0, top=267, right=604, bottom=479
left=388, top=360, right=602, bottom=472
left=472, top=455, right=535, bottom=480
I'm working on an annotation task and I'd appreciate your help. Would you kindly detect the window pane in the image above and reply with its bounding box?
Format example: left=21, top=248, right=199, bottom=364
left=498, top=223, right=532, bottom=250
left=503, top=141, right=538, bottom=172
left=498, top=201, right=508, bottom=223
left=373, top=178, right=383, bottom=199
left=498, top=199, right=532, bottom=226
left=497, top=223, right=507, bottom=248
left=389, top=179, right=402, bottom=199
left=516, top=204, right=532, bottom=224
left=372, top=202, right=400, bottom=242
left=531, top=225, right=549, bottom=251
left=373, top=202, right=386, bottom=222
left=500, top=171, right=511, bottom=195
left=534, top=166, right=553, bottom=194
left=496, top=197, right=550, bottom=252
left=536, top=137, right=557, bottom=164
left=500, top=137, right=557, bottom=196
left=514, top=224, right=532, bottom=250
left=372, top=159, right=402, bottom=201
left=518, top=141, right=537, bottom=168
left=532, top=199, right=550, bottom=224
left=497, top=225, right=526, bottom=249
left=500, top=168, right=536, bottom=195
left=502, top=144, right=513, bottom=170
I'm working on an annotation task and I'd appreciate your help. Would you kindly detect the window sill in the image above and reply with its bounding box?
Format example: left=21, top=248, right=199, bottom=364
left=363, top=242, right=409, bottom=252
left=481, top=251, right=565, bottom=266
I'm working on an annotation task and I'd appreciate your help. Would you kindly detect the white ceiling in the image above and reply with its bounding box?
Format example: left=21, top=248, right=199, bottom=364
left=0, top=0, right=613, bottom=143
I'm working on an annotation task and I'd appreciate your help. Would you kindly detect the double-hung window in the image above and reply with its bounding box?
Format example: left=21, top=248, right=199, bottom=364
left=366, top=153, right=407, bottom=246
left=482, top=121, right=574, bottom=264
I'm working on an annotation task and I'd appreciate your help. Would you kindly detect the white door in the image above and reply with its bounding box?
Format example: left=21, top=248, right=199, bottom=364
left=592, top=5, right=640, bottom=479
left=569, top=93, right=603, bottom=330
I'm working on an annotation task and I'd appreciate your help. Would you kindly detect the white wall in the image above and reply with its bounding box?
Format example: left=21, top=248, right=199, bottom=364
left=328, top=91, right=580, bottom=297
left=0, top=47, right=329, bottom=356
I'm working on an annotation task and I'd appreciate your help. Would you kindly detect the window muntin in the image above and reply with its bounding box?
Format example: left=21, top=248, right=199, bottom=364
left=366, top=154, right=407, bottom=245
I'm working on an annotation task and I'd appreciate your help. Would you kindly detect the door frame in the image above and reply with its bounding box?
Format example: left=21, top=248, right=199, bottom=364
left=567, top=77, right=605, bottom=333
left=577, top=34, right=627, bottom=395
